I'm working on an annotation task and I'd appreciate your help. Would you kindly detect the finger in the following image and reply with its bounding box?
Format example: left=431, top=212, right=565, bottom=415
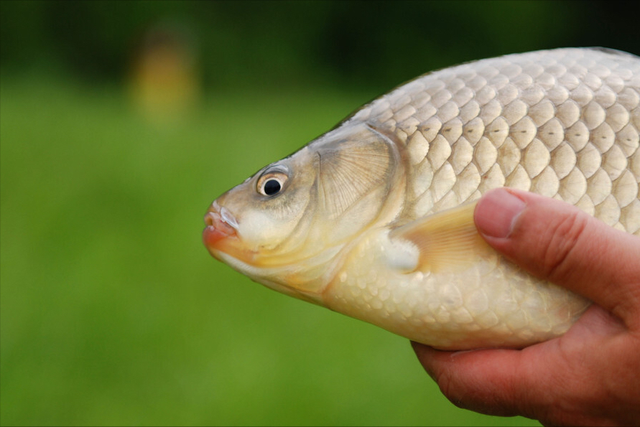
left=412, top=304, right=636, bottom=424
left=474, top=188, right=640, bottom=324
left=411, top=341, right=542, bottom=418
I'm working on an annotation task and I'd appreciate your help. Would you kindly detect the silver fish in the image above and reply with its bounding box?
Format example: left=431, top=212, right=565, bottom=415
left=203, top=48, right=640, bottom=349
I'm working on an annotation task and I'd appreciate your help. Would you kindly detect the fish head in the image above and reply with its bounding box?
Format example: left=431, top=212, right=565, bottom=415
left=203, top=146, right=317, bottom=266
left=203, top=123, right=405, bottom=303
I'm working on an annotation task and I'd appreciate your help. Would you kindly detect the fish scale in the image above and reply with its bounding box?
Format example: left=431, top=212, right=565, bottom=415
left=204, top=48, right=640, bottom=350
left=348, top=48, right=640, bottom=232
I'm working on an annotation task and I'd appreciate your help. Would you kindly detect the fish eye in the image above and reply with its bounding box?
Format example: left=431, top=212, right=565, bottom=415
left=263, top=179, right=281, bottom=195
left=257, top=171, right=288, bottom=197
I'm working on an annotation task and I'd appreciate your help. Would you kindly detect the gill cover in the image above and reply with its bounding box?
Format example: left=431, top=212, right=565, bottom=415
left=310, top=124, right=405, bottom=249
left=317, top=125, right=395, bottom=219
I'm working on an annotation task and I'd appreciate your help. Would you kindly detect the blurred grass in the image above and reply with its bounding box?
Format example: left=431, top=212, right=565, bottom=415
left=1, top=74, right=539, bottom=426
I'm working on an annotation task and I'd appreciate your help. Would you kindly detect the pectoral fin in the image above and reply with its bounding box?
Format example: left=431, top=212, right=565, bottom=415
left=389, top=202, right=492, bottom=273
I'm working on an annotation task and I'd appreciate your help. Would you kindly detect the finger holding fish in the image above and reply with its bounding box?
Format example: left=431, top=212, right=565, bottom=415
left=474, top=188, right=640, bottom=325
left=412, top=188, right=640, bottom=426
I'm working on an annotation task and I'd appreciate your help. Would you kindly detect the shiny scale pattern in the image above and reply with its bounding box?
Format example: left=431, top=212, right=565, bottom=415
left=350, top=48, right=640, bottom=234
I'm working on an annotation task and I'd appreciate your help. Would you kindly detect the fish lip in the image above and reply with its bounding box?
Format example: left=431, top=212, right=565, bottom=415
left=202, top=202, right=239, bottom=249
left=204, top=202, right=239, bottom=230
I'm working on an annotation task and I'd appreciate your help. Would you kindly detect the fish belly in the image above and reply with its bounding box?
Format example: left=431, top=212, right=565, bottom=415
left=324, top=229, right=589, bottom=349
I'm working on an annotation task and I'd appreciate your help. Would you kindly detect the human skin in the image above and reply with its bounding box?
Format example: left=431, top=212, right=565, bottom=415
left=412, top=188, right=640, bottom=426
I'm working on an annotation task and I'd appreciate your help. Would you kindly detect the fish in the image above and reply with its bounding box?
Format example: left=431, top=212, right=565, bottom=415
left=203, top=48, right=640, bottom=350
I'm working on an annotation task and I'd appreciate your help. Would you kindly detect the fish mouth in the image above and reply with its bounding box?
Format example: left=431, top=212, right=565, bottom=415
left=202, top=202, right=239, bottom=254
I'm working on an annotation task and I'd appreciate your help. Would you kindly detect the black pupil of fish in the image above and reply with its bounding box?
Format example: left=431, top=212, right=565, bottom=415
left=263, top=179, right=281, bottom=195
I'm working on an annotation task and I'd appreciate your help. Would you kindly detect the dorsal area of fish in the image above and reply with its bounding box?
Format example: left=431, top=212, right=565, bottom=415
left=341, top=47, right=640, bottom=233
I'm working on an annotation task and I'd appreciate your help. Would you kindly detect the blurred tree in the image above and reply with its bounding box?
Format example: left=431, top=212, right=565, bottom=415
left=1, top=0, right=639, bottom=90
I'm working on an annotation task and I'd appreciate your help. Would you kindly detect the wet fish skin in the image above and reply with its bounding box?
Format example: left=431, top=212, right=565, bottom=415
left=204, top=48, right=640, bottom=349
left=354, top=48, right=640, bottom=227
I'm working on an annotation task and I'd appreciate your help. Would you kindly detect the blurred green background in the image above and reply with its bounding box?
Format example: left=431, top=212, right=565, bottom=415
left=2, top=1, right=639, bottom=426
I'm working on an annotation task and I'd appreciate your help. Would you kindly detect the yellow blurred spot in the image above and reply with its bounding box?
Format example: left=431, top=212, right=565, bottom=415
left=129, top=26, right=200, bottom=124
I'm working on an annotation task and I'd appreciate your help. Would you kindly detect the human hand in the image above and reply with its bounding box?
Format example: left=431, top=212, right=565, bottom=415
left=412, top=188, right=640, bottom=426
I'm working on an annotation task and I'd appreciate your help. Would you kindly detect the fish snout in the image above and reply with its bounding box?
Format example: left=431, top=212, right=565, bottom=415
left=202, top=203, right=239, bottom=250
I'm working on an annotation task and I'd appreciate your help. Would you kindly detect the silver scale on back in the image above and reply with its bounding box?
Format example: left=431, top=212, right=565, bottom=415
left=348, top=48, right=640, bottom=234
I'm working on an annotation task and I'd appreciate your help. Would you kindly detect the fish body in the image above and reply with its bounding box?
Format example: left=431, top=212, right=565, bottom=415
left=204, top=48, right=640, bottom=349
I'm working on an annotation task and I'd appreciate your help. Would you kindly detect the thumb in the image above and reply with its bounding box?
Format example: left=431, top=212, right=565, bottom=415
left=474, top=188, right=640, bottom=326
